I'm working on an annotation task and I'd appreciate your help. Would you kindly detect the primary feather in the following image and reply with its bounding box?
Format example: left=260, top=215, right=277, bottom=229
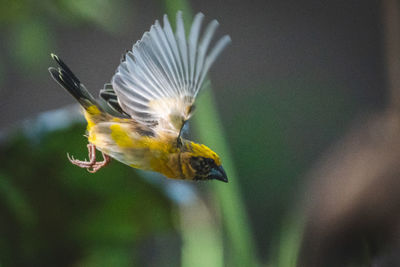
left=111, top=11, right=231, bottom=138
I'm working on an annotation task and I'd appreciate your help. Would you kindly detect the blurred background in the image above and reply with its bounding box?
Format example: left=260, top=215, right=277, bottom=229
left=1, top=0, right=400, bottom=266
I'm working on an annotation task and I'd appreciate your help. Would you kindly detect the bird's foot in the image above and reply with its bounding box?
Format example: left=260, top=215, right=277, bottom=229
left=67, top=144, right=111, bottom=173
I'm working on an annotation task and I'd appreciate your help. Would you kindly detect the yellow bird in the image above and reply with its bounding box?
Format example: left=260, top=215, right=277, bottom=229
left=49, top=12, right=230, bottom=182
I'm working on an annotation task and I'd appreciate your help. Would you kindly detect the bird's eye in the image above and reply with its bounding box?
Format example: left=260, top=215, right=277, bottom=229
left=190, top=157, right=212, bottom=175
left=204, top=158, right=215, bottom=165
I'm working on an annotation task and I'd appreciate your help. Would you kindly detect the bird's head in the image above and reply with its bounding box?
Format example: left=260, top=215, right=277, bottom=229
left=181, top=142, right=228, bottom=183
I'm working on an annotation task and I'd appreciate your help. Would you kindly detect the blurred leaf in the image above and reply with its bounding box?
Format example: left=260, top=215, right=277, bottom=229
left=180, top=200, right=223, bottom=267
left=275, top=213, right=304, bottom=267
left=163, top=0, right=192, bottom=29
left=60, top=0, right=130, bottom=33
left=76, top=246, right=134, bottom=267
left=194, top=89, right=259, bottom=267
left=0, top=0, right=29, bottom=24
left=10, top=20, right=53, bottom=74
left=0, top=172, right=36, bottom=227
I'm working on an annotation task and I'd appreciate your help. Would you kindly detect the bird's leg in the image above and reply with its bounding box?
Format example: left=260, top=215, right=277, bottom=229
left=67, top=144, right=96, bottom=168
left=87, top=152, right=111, bottom=173
left=67, top=144, right=111, bottom=173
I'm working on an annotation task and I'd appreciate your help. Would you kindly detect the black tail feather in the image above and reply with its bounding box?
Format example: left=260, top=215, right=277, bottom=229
left=49, top=54, right=96, bottom=109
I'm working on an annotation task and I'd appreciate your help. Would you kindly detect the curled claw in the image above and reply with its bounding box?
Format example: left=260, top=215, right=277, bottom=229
left=67, top=144, right=111, bottom=172
left=86, top=154, right=111, bottom=173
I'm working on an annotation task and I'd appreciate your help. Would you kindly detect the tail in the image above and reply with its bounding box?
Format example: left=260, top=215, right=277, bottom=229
left=48, top=54, right=98, bottom=110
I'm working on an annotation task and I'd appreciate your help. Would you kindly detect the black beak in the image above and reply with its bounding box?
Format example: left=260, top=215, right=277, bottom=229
left=208, top=165, right=228, bottom=183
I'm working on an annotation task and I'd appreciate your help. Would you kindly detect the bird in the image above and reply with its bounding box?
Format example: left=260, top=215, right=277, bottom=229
left=48, top=11, right=230, bottom=182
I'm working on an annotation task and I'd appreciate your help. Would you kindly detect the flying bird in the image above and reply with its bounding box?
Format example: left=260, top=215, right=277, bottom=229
left=48, top=12, right=230, bottom=182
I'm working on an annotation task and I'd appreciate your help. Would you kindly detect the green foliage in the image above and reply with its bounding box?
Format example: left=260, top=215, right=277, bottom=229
left=194, top=90, right=259, bottom=267
left=275, top=213, right=305, bottom=267
left=0, top=124, right=177, bottom=266
left=56, top=0, right=131, bottom=33
left=10, top=20, right=53, bottom=73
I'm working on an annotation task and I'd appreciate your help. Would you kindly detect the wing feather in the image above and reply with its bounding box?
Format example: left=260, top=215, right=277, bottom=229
left=133, top=35, right=175, bottom=97
left=111, top=11, right=231, bottom=138
left=197, top=35, right=232, bottom=96
left=163, top=15, right=185, bottom=90
left=149, top=24, right=181, bottom=94
left=154, top=21, right=182, bottom=92
left=194, top=19, right=219, bottom=94
left=175, top=12, right=190, bottom=95
left=188, top=13, right=204, bottom=92
left=99, top=84, right=130, bottom=117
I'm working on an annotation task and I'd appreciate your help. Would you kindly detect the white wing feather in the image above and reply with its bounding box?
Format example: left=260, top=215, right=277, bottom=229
left=111, top=11, right=231, bottom=137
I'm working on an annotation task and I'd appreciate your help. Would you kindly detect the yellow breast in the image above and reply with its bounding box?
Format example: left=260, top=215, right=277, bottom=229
left=88, top=120, right=183, bottom=179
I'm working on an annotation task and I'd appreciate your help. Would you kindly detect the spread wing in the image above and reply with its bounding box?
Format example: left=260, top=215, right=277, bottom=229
left=110, top=11, right=231, bottom=138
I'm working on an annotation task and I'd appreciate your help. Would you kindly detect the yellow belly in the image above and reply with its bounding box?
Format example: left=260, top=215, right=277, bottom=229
left=87, top=121, right=182, bottom=178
